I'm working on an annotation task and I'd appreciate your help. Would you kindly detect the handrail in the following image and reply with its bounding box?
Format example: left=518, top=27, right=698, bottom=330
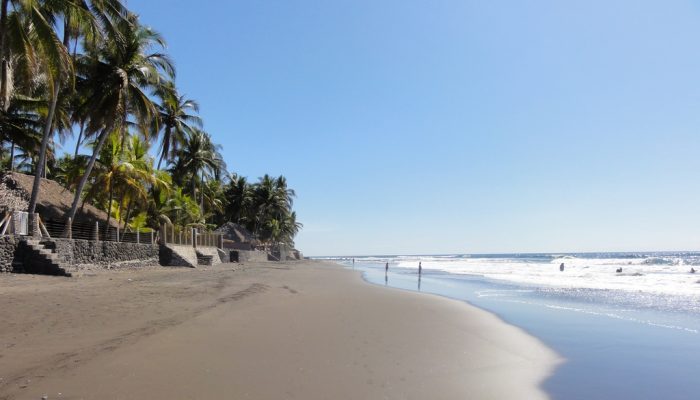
left=159, top=223, right=223, bottom=249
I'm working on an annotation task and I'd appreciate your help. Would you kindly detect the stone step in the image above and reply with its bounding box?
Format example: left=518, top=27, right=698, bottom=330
left=196, top=253, right=214, bottom=266
left=18, top=239, right=70, bottom=277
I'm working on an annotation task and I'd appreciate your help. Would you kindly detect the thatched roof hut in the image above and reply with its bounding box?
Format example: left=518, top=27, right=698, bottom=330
left=0, top=172, right=118, bottom=227
left=215, top=222, right=257, bottom=244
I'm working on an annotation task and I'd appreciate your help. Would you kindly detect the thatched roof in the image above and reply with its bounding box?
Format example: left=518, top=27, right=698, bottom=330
left=215, top=222, right=257, bottom=244
left=0, top=172, right=118, bottom=227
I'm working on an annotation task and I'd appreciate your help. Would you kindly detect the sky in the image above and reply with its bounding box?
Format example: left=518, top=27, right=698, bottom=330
left=127, top=0, right=700, bottom=256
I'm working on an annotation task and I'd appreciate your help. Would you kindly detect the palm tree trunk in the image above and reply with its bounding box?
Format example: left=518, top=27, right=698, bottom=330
left=157, top=126, right=171, bottom=170
left=191, top=175, right=196, bottom=201
left=27, top=83, right=60, bottom=216
left=117, top=191, right=125, bottom=226
left=9, top=140, right=14, bottom=171
left=74, top=121, right=84, bottom=157
left=105, top=179, right=115, bottom=240
left=200, top=171, right=205, bottom=220
left=0, top=0, right=9, bottom=112
left=66, top=127, right=111, bottom=222
left=28, top=18, right=69, bottom=216
left=123, top=199, right=134, bottom=232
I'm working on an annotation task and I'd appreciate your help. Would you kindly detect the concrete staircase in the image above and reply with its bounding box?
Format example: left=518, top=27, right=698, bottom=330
left=16, top=238, right=71, bottom=276
left=196, top=251, right=214, bottom=266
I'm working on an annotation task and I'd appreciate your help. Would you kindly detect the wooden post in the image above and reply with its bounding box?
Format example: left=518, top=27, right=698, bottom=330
left=29, top=213, right=39, bottom=237
left=171, top=225, right=175, bottom=245
left=192, top=228, right=197, bottom=249
left=116, top=226, right=120, bottom=242
left=95, top=221, right=99, bottom=242
left=179, top=231, right=182, bottom=245
left=162, top=224, right=167, bottom=245
left=150, top=230, right=154, bottom=245
left=66, top=217, right=72, bottom=239
left=137, top=229, right=140, bottom=244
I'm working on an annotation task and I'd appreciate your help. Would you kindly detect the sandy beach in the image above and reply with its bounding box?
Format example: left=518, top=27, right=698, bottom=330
left=0, top=260, right=559, bottom=399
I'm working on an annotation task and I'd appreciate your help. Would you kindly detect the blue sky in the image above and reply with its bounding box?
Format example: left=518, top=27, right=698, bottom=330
left=128, top=0, right=700, bottom=256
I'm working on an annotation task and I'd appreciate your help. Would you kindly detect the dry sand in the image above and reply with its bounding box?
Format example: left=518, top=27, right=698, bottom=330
left=0, top=260, right=560, bottom=399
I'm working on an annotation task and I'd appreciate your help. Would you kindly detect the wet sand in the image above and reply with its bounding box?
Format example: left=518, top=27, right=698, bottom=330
left=0, top=260, right=560, bottom=399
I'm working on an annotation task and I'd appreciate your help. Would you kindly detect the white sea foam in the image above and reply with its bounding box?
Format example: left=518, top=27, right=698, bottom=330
left=383, top=254, right=700, bottom=296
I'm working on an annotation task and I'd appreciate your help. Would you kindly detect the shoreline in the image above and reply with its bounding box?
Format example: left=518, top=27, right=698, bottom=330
left=0, top=260, right=560, bottom=399
left=358, top=260, right=700, bottom=399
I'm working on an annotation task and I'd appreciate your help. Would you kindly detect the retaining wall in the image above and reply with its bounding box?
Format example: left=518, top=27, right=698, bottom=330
left=228, top=249, right=269, bottom=263
left=46, top=238, right=159, bottom=271
left=0, top=236, right=17, bottom=272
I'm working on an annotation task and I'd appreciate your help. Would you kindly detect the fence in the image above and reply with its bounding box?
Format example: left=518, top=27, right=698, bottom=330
left=0, top=211, right=222, bottom=249
left=0, top=211, right=28, bottom=236
left=159, top=224, right=223, bottom=249
left=43, top=218, right=157, bottom=244
left=0, top=212, right=156, bottom=244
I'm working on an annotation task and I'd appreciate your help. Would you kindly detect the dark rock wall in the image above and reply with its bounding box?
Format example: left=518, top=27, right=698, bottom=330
left=45, top=239, right=159, bottom=269
left=0, top=236, right=17, bottom=272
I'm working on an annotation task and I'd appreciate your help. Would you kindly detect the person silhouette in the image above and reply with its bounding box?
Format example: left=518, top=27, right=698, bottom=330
left=418, top=261, right=422, bottom=275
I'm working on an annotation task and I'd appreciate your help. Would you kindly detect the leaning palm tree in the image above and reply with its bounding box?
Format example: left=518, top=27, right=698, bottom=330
left=65, top=12, right=173, bottom=222
left=27, top=0, right=128, bottom=227
left=153, top=81, right=202, bottom=170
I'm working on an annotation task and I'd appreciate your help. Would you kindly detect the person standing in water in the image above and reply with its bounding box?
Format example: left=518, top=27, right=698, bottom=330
left=418, top=261, right=422, bottom=275
left=385, top=262, right=389, bottom=273
left=560, top=263, right=565, bottom=272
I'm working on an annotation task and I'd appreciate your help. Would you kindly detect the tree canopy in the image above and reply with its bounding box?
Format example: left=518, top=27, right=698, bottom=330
left=0, top=0, right=302, bottom=248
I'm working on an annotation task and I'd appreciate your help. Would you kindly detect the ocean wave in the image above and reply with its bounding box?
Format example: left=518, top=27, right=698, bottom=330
left=339, top=252, right=700, bottom=296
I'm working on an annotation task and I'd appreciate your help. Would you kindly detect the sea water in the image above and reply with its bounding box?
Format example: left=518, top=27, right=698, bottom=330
left=319, top=253, right=700, bottom=400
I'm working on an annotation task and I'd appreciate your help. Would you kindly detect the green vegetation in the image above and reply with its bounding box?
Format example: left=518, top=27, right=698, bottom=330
left=0, top=0, right=301, bottom=247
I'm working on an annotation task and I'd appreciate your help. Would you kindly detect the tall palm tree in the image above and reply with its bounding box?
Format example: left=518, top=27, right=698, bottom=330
left=27, top=0, right=127, bottom=227
left=153, top=81, right=202, bottom=170
left=117, top=134, right=169, bottom=229
left=66, top=12, right=173, bottom=222
left=224, top=173, right=252, bottom=224
left=172, top=129, right=223, bottom=203
left=250, top=174, right=292, bottom=241
left=84, top=132, right=162, bottom=231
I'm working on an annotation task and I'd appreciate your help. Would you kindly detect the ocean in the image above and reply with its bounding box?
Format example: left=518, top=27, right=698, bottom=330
left=318, top=253, right=700, bottom=400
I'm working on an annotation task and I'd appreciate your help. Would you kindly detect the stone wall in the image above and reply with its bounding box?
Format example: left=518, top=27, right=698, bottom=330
left=228, top=249, right=268, bottom=263
left=45, top=238, right=159, bottom=271
left=0, top=235, right=17, bottom=272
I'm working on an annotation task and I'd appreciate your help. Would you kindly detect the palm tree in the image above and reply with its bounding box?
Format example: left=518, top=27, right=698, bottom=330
left=153, top=81, right=202, bottom=170
left=279, top=211, right=302, bottom=246
left=224, top=173, right=252, bottom=224
left=66, top=12, right=173, bottom=222
left=0, top=96, right=43, bottom=170
left=117, top=134, right=168, bottom=229
left=250, top=174, right=294, bottom=242
left=27, top=0, right=127, bottom=227
left=158, top=186, right=202, bottom=227
left=172, top=129, right=223, bottom=205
